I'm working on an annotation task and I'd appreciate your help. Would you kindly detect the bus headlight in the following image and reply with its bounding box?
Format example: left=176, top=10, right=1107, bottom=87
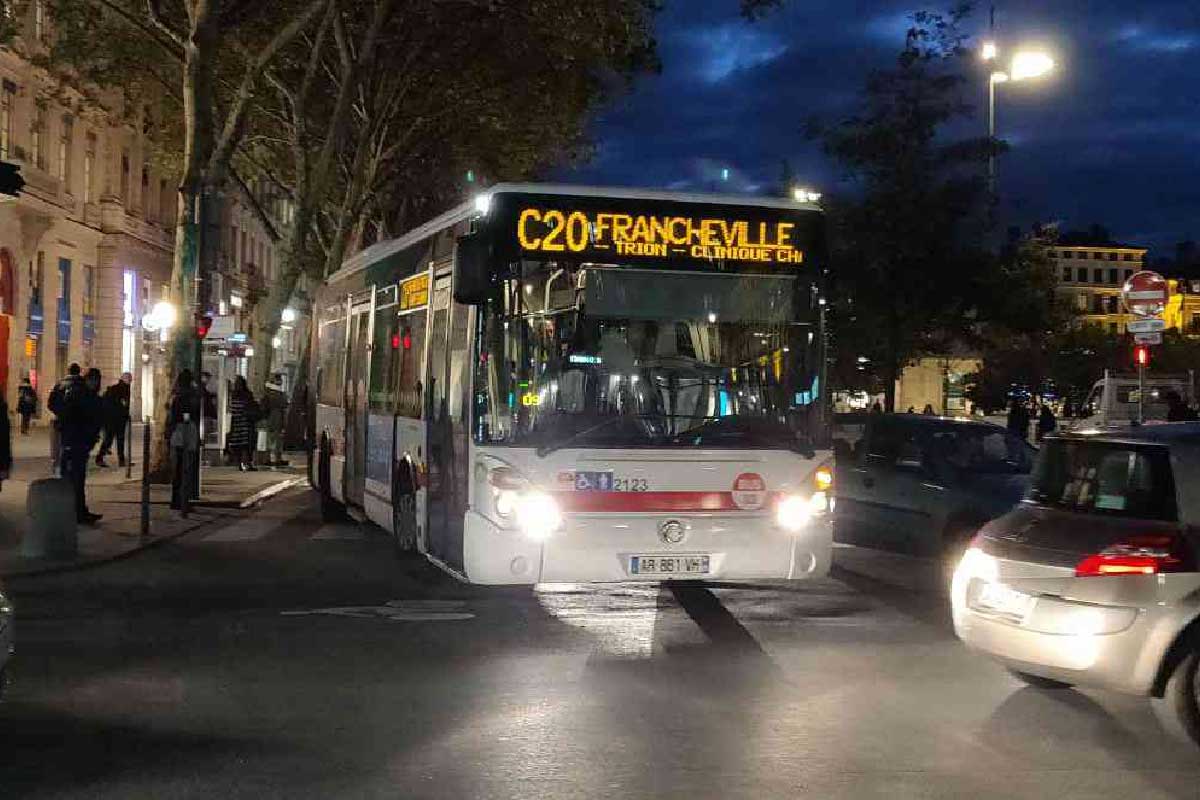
left=776, top=492, right=828, bottom=532
left=513, top=491, right=562, bottom=541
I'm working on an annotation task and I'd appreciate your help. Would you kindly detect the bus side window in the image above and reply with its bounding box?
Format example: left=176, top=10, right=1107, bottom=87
left=395, top=313, right=426, bottom=419
left=317, top=317, right=346, bottom=406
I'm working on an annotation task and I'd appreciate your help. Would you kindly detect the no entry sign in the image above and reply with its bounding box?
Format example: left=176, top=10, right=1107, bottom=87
left=1122, top=270, right=1168, bottom=318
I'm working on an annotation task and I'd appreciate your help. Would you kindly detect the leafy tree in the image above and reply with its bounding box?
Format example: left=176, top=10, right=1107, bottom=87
left=812, top=5, right=1000, bottom=410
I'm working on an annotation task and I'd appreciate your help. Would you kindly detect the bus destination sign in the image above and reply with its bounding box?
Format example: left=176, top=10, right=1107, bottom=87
left=507, top=202, right=810, bottom=266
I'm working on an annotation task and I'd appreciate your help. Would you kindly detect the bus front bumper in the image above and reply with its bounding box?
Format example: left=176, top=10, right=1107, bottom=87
left=462, top=510, right=832, bottom=585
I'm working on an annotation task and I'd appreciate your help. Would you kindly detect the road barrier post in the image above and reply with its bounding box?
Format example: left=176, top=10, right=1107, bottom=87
left=140, top=418, right=151, bottom=542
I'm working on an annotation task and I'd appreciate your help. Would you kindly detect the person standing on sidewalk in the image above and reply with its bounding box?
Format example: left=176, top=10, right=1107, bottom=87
left=261, top=374, right=288, bottom=467
left=166, top=370, right=201, bottom=510
left=226, top=375, right=259, bottom=472
left=16, top=377, right=36, bottom=435
left=96, top=372, right=132, bottom=468
left=50, top=366, right=104, bottom=524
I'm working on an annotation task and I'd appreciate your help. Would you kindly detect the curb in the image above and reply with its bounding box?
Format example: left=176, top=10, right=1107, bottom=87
left=0, top=478, right=305, bottom=580
left=0, top=515, right=222, bottom=579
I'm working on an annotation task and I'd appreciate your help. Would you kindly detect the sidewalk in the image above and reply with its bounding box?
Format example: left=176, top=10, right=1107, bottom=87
left=0, top=427, right=308, bottom=578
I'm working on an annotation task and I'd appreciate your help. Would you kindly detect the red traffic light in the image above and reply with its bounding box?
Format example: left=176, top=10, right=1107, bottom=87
left=196, top=314, right=213, bottom=339
left=1134, top=344, right=1150, bottom=368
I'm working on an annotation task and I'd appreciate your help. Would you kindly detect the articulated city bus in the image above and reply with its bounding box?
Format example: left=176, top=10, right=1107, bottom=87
left=311, top=184, right=832, bottom=584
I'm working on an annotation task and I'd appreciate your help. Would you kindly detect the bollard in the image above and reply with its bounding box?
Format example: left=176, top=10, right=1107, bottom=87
left=140, top=418, right=151, bottom=541
left=22, top=478, right=78, bottom=559
left=125, top=420, right=133, bottom=479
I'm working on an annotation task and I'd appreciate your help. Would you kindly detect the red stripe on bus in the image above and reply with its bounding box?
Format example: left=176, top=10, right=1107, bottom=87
left=554, top=491, right=775, bottom=513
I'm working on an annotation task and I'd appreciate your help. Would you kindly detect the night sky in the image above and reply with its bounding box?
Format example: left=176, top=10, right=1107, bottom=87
left=564, top=1, right=1200, bottom=257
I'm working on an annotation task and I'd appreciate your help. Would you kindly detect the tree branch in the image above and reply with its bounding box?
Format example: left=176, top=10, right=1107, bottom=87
left=89, top=0, right=185, bottom=61
left=230, top=167, right=281, bottom=243
left=144, top=0, right=186, bottom=51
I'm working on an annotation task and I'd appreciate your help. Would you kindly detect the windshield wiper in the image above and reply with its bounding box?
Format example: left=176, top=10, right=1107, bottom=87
left=535, top=414, right=659, bottom=458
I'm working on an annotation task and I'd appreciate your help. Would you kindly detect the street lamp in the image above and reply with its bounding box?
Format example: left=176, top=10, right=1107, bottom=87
left=986, top=46, right=1055, bottom=193
left=142, top=300, right=177, bottom=334
left=792, top=187, right=822, bottom=204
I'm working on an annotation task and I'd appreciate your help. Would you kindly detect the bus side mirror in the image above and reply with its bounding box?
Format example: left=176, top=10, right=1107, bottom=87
left=453, top=233, right=493, bottom=305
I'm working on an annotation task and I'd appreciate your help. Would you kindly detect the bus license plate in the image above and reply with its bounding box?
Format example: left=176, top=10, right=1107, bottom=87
left=630, top=555, right=710, bottom=576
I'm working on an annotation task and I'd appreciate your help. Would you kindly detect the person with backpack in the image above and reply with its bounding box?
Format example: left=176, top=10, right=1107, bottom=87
left=96, top=372, right=132, bottom=468
left=226, top=375, right=260, bottom=471
left=16, top=377, right=37, bottom=435
left=49, top=365, right=104, bottom=524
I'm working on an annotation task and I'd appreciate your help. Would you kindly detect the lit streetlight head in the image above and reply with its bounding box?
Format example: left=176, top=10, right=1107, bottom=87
left=990, top=71, right=1010, bottom=84
left=981, top=41, right=998, bottom=61
left=792, top=187, right=822, bottom=204
left=1010, top=50, right=1054, bottom=81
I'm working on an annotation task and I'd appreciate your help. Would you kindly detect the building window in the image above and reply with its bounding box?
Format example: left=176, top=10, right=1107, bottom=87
left=34, top=0, right=47, bottom=43
left=82, top=264, right=94, bottom=315
left=1093, top=295, right=1105, bottom=314
left=1061, top=266, right=1071, bottom=282
left=58, top=115, right=72, bottom=186
left=141, top=164, right=150, bottom=217
left=1122, top=253, right=1134, bottom=262
left=0, top=81, right=14, bottom=159
left=120, top=150, right=130, bottom=206
left=159, top=178, right=171, bottom=224
left=1108, top=268, right=1118, bottom=284
left=1076, top=293, right=1088, bottom=311
left=1061, top=250, right=1073, bottom=259
left=1094, top=252, right=1105, bottom=260
left=1107, top=253, right=1117, bottom=261
left=1077, top=268, right=1088, bottom=283
left=31, top=251, right=44, bottom=307
left=1107, top=295, right=1119, bottom=313
left=1093, top=268, right=1103, bottom=283
left=30, top=105, right=45, bottom=170
left=83, top=132, right=96, bottom=204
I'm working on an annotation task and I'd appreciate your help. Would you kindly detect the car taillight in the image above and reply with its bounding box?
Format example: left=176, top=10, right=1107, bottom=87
left=1074, top=534, right=1195, bottom=577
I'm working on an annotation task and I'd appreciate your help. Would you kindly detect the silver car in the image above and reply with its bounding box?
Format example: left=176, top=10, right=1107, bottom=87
left=953, top=424, right=1200, bottom=749
left=0, top=580, right=11, bottom=699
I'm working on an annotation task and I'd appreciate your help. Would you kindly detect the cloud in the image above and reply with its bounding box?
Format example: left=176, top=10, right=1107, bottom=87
left=1114, top=24, right=1197, bottom=53
left=681, top=22, right=788, bottom=83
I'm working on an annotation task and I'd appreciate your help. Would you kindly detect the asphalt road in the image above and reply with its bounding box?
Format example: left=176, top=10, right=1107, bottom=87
left=1, top=490, right=1197, bottom=799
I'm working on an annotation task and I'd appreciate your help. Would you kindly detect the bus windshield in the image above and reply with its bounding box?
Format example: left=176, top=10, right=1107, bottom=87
left=474, top=262, right=823, bottom=452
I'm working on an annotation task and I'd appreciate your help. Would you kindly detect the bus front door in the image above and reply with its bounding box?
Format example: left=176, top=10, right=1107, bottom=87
left=344, top=306, right=372, bottom=507
left=424, top=276, right=470, bottom=572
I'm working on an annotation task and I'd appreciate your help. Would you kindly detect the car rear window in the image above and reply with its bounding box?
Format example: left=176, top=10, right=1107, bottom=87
left=1029, top=440, right=1177, bottom=521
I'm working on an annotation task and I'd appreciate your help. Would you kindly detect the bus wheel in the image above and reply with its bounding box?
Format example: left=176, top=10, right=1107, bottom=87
left=393, top=492, right=418, bottom=555
left=318, top=437, right=342, bottom=522
left=392, top=463, right=418, bottom=555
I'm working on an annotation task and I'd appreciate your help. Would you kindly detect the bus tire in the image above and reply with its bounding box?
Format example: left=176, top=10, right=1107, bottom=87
left=318, top=436, right=342, bottom=522
left=392, top=462, right=418, bottom=555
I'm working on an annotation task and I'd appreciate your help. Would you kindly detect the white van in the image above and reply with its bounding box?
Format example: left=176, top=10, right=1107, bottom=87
left=1079, top=370, right=1195, bottom=426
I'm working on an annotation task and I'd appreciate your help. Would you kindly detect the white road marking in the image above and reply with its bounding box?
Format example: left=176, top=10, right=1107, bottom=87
left=280, top=600, right=474, bottom=621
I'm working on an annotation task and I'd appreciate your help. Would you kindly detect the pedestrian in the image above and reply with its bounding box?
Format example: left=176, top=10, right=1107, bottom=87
left=260, top=373, right=289, bottom=467
left=49, top=365, right=104, bottom=524
left=96, top=372, right=132, bottom=467
left=1165, top=391, right=1198, bottom=422
left=922, top=404, right=936, bottom=415
left=16, top=376, right=36, bottom=435
left=200, top=371, right=218, bottom=440
left=166, top=370, right=201, bottom=510
left=47, top=363, right=81, bottom=476
left=870, top=401, right=883, bottom=415
left=1006, top=399, right=1030, bottom=442
left=0, top=394, right=11, bottom=490
left=227, top=375, right=260, bottom=471
left=1036, top=404, right=1057, bottom=442
left=906, top=406, right=915, bottom=413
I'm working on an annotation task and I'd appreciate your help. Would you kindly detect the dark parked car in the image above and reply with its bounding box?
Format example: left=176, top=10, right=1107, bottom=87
left=834, top=414, right=1035, bottom=561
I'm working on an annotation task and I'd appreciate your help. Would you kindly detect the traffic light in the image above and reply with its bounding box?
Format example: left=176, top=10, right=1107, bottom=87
left=0, top=161, right=24, bottom=197
left=1134, top=344, right=1150, bottom=368
left=195, top=314, right=213, bottom=339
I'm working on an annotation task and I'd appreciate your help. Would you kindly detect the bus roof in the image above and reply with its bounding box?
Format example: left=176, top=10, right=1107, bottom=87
left=327, top=182, right=821, bottom=285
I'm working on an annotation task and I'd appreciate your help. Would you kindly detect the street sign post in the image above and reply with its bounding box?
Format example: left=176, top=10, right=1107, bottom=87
left=1122, top=271, right=1169, bottom=425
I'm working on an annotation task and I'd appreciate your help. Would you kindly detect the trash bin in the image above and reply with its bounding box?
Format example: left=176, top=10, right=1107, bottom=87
left=22, top=477, right=78, bottom=559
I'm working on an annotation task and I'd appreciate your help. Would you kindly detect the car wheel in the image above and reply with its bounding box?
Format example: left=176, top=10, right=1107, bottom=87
left=1007, top=668, right=1074, bottom=690
left=1153, top=643, right=1200, bottom=749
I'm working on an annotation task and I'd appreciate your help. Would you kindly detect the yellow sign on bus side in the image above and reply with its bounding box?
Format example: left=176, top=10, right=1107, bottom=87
left=400, top=273, right=430, bottom=310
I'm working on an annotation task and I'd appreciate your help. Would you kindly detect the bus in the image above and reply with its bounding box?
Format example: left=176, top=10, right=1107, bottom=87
left=311, top=184, right=832, bottom=584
